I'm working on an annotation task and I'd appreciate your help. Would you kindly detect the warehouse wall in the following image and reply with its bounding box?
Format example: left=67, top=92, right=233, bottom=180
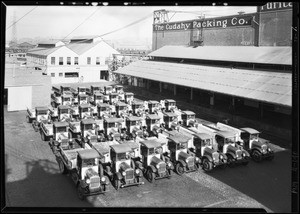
left=32, top=84, right=51, bottom=108
left=152, top=30, right=191, bottom=51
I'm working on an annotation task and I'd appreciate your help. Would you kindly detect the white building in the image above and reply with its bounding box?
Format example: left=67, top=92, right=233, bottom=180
left=26, top=37, right=120, bottom=84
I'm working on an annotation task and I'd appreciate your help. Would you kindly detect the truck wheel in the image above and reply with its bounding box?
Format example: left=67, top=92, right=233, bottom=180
left=202, top=158, right=213, bottom=172
left=252, top=150, right=262, bottom=162
left=114, top=178, right=120, bottom=190
left=77, top=185, right=85, bottom=200
left=175, top=162, right=184, bottom=175
left=227, top=155, right=235, bottom=168
left=58, top=159, right=67, bottom=174
left=146, top=169, right=155, bottom=183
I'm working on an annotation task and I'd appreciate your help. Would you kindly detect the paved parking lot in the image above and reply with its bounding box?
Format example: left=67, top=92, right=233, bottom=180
left=4, top=106, right=291, bottom=212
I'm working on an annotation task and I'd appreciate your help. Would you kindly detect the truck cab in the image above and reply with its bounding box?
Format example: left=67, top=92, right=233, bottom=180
left=192, top=132, right=227, bottom=172
left=50, top=121, right=73, bottom=150
left=131, top=100, right=145, bottom=116
left=90, top=85, right=102, bottom=95
left=60, top=86, right=71, bottom=95
left=61, top=94, right=73, bottom=106
left=147, top=100, right=160, bottom=114
left=240, top=128, right=274, bottom=162
left=78, top=86, right=87, bottom=95
left=58, top=105, right=71, bottom=121
left=26, top=107, right=36, bottom=123
left=109, top=92, right=119, bottom=105
left=78, top=94, right=89, bottom=105
left=70, top=88, right=79, bottom=105
left=214, top=130, right=250, bottom=166
left=163, top=99, right=176, bottom=112
left=104, top=117, right=124, bottom=141
left=124, top=92, right=134, bottom=104
left=114, top=85, right=124, bottom=101
left=109, top=143, right=144, bottom=190
left=115, top=102, right=129, bottom=118
left=97, top=103, right=111, bottom=119
left=80, top=119, right=99, bottom=145
left=125, top=116, right=143, bottom=140
left=163, top=112, right=179, bottom=130
left=167, top=133, right=200, bottom=175
left=79, top=104, right=93, bottom=120
left=32, top=106, right=49, bottom=131
left=48, top=107, right=58, bottom=122
left=181, top=111, right=197, bottom=127
left=104, top=85, right=113, bottom=95
left=146, top=114, right=163, bottom=137
left=139, top=140, right=173, bottom=182
left=91, top=92, right=104, bottom=106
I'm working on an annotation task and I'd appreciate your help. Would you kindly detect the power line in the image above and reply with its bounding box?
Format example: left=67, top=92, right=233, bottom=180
left=6, top=6, right=38, bottom=31
left=62, top=7, right=102, bottom=40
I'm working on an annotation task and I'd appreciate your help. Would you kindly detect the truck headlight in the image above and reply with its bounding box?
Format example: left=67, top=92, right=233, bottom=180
left=122, top=171, right=126, bottom=176
left=101, top=177, right=106, bottom=182
left=220, top=155, right=223, bottom=159
left=135, top=169, right=139, bottom=174
left=243, top=153, right=246, bottom=157
left=268, top=148, right=271, bottom=152
left=195, top=157, right=199, bottom=162
left=97, top=135, right=100, bottom=138
left=86, top=179, right=91, bottom=184
left=168, top=162, right=172, bottom=167
left=58, top=139, right=61, bottom=143
left=157, top=164, right=160, bottom=168
left=87, top=136, right=90, bottom=139
left=69, top=139, right=72, bottom=142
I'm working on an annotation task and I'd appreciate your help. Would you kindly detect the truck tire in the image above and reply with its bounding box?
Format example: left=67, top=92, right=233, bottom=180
left=58, top=159, right=67, bottom=174
left=175, top=162, right=184, bottom=175
left=146, top=169, right=155, bottom=183
left=114, top=178, right=120, bottom=190
left=77, top=185, right=85, bottom=200
left=202, top=158, right=213, bottom=172
left=251, top=150, right=262, bottom=162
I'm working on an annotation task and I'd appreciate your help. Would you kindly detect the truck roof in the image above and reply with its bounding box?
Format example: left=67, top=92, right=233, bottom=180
left=36, top=106, right=48, bottom=111
left=77, top=149, right=100, bottom=159
left=119, top=140, right=140, bottom=149
left=58, top=105, right=70, bottom=110
left=132, top=100, right=144, bottom=105
left=216, top=130, right=236, bottom=138
left=92, top=141, right=119, bottom=154
left=148, top=100, right=159, bottom=104
left=163, top=112, right=178, bottom=117
left=114, top=85, right=123, bottom=88
left=164, top=99, right=176, bottom=103
left=62, top=94, right=73, bottom=98
left=146, top=114, right=161, bottom=120
left=110, top=92, right=119, bottom=96
left=240, top=127, right=260, bottom=135
left=105, top=117, right=123, bottom=123
left=193, top=132, right=212, bottom=140
left=141, top=139, right=161, bottom=149
left=125, top=92, right=134, bottom=96
left=79, top=104, right=90, bottom=108
left=168, top=133, right=191, bottom=144
left=94, top=92, right=104, bottom=96
left=105, top=85, right=112, bottom=89
left=115, top=102, right=127, bottom=107
left=182, top=110, right=195, bottom=115
left=97, top=103, right=110, bottom=107
left=78, top=94, right=88, bottom=98
left=81, top=119, right=95, bottom=125
left=53, top=121, right=69, bottom=128
left=127, top=116, right=141, bottom=121
left=110, top=143, right=132, bottom=153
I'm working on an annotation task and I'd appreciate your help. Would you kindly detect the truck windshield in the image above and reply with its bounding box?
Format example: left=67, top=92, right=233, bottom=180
left=38, top=110, right=48, bottom=115
left=100, top=107, right=108, bottom=111
left=82, top=108, right=89, bottom=112
left=79, top=88, right=85, bottom=92
left=82, top=158, right=97, bottom=167
left=116, top=153, right=127, bottom=161
left=85, top=124, right=93, bottom=130
left=96, top=96, right=102, bottom=100
left=57, top=127, right=67, bottom=132
left=119, top=106, right=126, bottom=110
left=130, top=121, right=137, bottom=126
left=178, top=142, right=187, bottom=150
left=203, top=139, right=212, bottom=146
left=225, top=137, right=235, bottom=144
left=63, top=98, right=70, bottom=101
left=61, top=109, right=68, bottom=114
left=250, top=134, right=259, bottom=140
left=188, top=115, right=195, bottom=119
left=108, top=123, right=116, bottom=128
left=63, top=88, right=70, bottom=92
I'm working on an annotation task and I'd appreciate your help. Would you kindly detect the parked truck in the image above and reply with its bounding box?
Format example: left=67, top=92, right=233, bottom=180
left=31, top=106, right=50, bottom=132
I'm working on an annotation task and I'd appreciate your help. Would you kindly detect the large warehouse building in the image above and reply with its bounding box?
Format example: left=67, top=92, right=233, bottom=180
left=26, top=36, right=120, bottom=84
left=114, top=2, right=293, bottom=140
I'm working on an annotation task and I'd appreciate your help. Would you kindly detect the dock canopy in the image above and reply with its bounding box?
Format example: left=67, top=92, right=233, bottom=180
left=114, top=60, right=291, bottom=107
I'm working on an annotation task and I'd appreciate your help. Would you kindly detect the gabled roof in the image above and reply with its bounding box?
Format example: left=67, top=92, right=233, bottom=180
left=149, top=45, right=292, bottom=65
left=125, top=92, right=134, bottom=96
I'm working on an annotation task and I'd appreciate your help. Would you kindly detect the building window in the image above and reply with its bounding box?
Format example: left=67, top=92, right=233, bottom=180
left=65, top=72, right=79, bottom=78
left=51, top=57, right=55, bottom=65
left=59, top=73, right=63, bottom=77
left=87, top=57, right=91, bottom=65
left=74, top=57, right=78, bottom=65
left=67, top=57, right=71, bottom=65
left=96, top=57, right=100, bottom=65
left=51, top=73, right=55, bottom=77
left=59, top=57, right=63, bottom=65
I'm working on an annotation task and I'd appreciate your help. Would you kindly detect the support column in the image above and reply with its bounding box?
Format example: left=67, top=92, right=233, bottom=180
left=174, top=84, right=177, bottom=96
left=209, top=92, right=214, bottom=108
left=159, top=82, right=162, bottom=93
left=259, top=102, right=264, bottom=119
left=190, top=88, right=193, bottom=100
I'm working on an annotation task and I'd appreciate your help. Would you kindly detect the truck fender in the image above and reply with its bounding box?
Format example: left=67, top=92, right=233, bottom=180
left=251, top=147, right=262, bottom=155
left=177, top=159, right=187, bottom=167
left=115, top=172, right=123, bottom=180
left=98, top=164, right=104, bottom=177
left=79, top=180, right=88, bottom=188
left=227, top=152, right=236, bottom=159
left=202, top=155, right=213, bottom=163
left=148, top=165, right=157, bottom=173
left=135, top=160, right=144, bottom=171
left=243, top=150, right=250, bottom=158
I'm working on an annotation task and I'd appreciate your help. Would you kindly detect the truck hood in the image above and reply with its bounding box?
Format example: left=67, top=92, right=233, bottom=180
left=178, top=151, right=190, bottom=161
left=150, top=155, right=163, bottom=166
left=119, top=162, right=131, bottom=171
left=85, top=168, right=98, bottom=178
left=252, top=140, right=264, bottom=148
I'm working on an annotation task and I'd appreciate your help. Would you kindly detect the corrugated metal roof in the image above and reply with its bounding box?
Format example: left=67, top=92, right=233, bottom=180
left=114, top=60, right=291, bottom=107
left=149, top=46, right=292, bottom=65
left=67, top=42, right=99, bottom=55
left=27, top=47, right=63, bottom=56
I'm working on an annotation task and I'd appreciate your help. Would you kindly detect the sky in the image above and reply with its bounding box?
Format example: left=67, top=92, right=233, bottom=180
left=5, top=4, right=257, bottom=47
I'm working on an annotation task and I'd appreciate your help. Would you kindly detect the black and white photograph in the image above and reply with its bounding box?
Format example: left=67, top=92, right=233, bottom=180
left=1, top=1, right=297, bottom=213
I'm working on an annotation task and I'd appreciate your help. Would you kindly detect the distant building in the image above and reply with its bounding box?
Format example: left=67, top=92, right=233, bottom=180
left=26, top=37, right=120, bottom=84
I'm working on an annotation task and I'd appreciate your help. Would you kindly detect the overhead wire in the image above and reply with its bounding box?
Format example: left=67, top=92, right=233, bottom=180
left=6, top=6, right=38, bottom=31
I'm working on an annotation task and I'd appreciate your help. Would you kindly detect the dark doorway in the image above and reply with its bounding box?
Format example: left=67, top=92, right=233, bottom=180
left=4, top=88, right=8, bottom=105
left=100, top=70, right=108, bottom=80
